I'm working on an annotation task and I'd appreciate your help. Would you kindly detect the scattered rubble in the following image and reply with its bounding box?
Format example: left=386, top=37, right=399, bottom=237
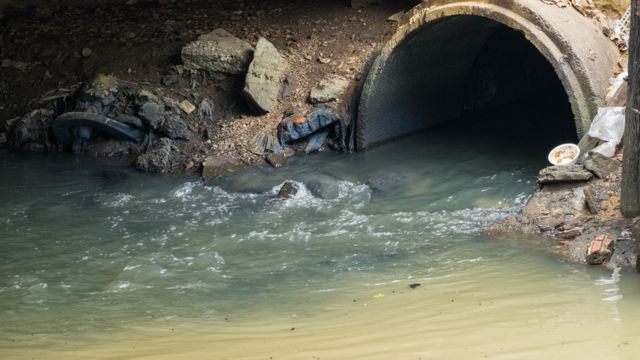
left=586, top=234, right=614, bottom=265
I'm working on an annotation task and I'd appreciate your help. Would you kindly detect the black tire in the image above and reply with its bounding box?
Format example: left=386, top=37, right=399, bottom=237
left=52, top=112, right=146, bottom=145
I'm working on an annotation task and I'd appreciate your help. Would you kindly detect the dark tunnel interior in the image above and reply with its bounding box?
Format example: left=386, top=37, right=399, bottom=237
left=359, top=15, right=578, bottom=156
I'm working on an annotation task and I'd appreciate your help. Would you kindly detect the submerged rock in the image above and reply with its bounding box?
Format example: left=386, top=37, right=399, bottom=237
left=242, top=37, right=288, bottom=114
left=202, top=155, right=244, bottom=184
left=181, top=28, right=254, bottom=75
left=277, top=181, right=299, bottom=198
left=306, top=177, right=340, bottom=199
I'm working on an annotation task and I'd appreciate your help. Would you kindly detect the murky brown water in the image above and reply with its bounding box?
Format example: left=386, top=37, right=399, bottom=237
left=2, top=131, right=639, bottom=359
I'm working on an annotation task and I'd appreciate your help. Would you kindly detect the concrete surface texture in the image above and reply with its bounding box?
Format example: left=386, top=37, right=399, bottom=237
left=357, top=0, right=621, bottom=150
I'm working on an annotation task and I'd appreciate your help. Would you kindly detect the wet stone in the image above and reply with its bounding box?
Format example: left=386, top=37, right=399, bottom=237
left=537, top=165, right=593, bottom=184
left=202, top=155, right=244, bottom=184
left=277, top=181, right=299, bottom=198
left=265, top=153, right=286, bottom=168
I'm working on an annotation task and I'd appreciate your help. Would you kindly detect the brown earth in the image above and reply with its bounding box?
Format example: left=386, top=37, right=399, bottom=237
left=0, top=0, right=418, bottom=170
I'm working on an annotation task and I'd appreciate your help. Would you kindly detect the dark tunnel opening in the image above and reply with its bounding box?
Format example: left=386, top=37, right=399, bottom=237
left=358, top=15, right=578, bottom=157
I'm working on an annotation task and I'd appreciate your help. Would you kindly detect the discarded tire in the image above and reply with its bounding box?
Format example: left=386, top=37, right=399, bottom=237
left=52, top=112, right=146, bottom=145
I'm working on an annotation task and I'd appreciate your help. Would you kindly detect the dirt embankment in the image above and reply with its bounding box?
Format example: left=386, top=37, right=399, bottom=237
left=0, top=0, right=417, bottom=170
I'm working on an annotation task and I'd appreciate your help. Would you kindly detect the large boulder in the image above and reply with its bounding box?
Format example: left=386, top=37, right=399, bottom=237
left=242, top=37, right=288, bottom=114
left=181, top=29, right=254, bottom=75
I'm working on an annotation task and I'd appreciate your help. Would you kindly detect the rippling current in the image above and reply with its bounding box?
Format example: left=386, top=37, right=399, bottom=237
left=1, top=130, right=639, bottom=359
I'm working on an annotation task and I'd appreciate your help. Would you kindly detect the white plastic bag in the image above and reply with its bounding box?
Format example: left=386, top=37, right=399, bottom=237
left=587, top=106, right=625, bottom=157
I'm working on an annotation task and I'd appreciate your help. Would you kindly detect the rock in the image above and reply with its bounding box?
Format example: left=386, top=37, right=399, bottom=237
left=198, top=98, right=215, bottom=121
left=242, top=37, right=288, bottom=114
left=583, top=152, right=620, bottom=178
left=583, top=186, right=599, bottom=214
left=202, top=155, right=244, bottom=183
left=265, top=153, right=286, bottom=168
left=136, top=138, right=180, bottom=173
left=179, top=100, right=196, bottom=115
left=279, top=107, right=339, bottom=144
left=10, top=109, right=56, bottom=152
left=309, top=76, right=349, bottom=104
left=162, top=74, right=180, bottom=87
left=160, top=112, right=191, bottom=140
left=306, top=177, right=340, bottom=199
left=138, top=101, right=165, bottom=130
left=367, top=173, right=410, bottom=193
left=304, top=128, right=330, bottom=153
left=81, top=48, right=92, bottom=57
left=277, top=181, right=299, bottom=198
left=537, top=165, right=593, bottom=184
left=556, top=228, right=582, bottom=239
left=586, top=234, right=614, bottom=265
left=181, top=28, right=254, bottom=75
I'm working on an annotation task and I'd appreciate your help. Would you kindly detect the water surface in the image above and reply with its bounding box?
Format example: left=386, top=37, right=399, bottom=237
left=1, top=130, right=638, bottom=359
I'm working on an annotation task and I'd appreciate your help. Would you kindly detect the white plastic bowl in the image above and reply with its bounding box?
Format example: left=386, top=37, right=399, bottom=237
left=548, top=143, right=580, bottom=166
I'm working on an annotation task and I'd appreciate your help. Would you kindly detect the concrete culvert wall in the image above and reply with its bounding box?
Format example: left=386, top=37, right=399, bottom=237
left=357, top=0, right=620, bottom=151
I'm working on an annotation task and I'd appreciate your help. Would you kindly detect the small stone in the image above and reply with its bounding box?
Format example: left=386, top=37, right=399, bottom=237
left=583, top=186, right=599, bottom=214
left=277, top=181, right=298, bottom=198
left=198, top=98, right=215, bottom=121
left=162, top=74, right=179, bottom=87
left=555, top=228, right=582, bottom=239
left=81, top=48, right=92, bottom=57
left=179, top=100, right=196, bottom=115
left=409, top=283, right=421, bottom=289
left=537, top=165, right=593, bottom=184
left=309, top=76, right=349, bottom=104
left=265, top=153, right=286, bottom=168
left=202, top=155, right=244, bottom=183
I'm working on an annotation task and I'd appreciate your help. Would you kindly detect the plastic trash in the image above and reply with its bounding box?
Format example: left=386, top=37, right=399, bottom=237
left=587, top=107, right=625, bottom=157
